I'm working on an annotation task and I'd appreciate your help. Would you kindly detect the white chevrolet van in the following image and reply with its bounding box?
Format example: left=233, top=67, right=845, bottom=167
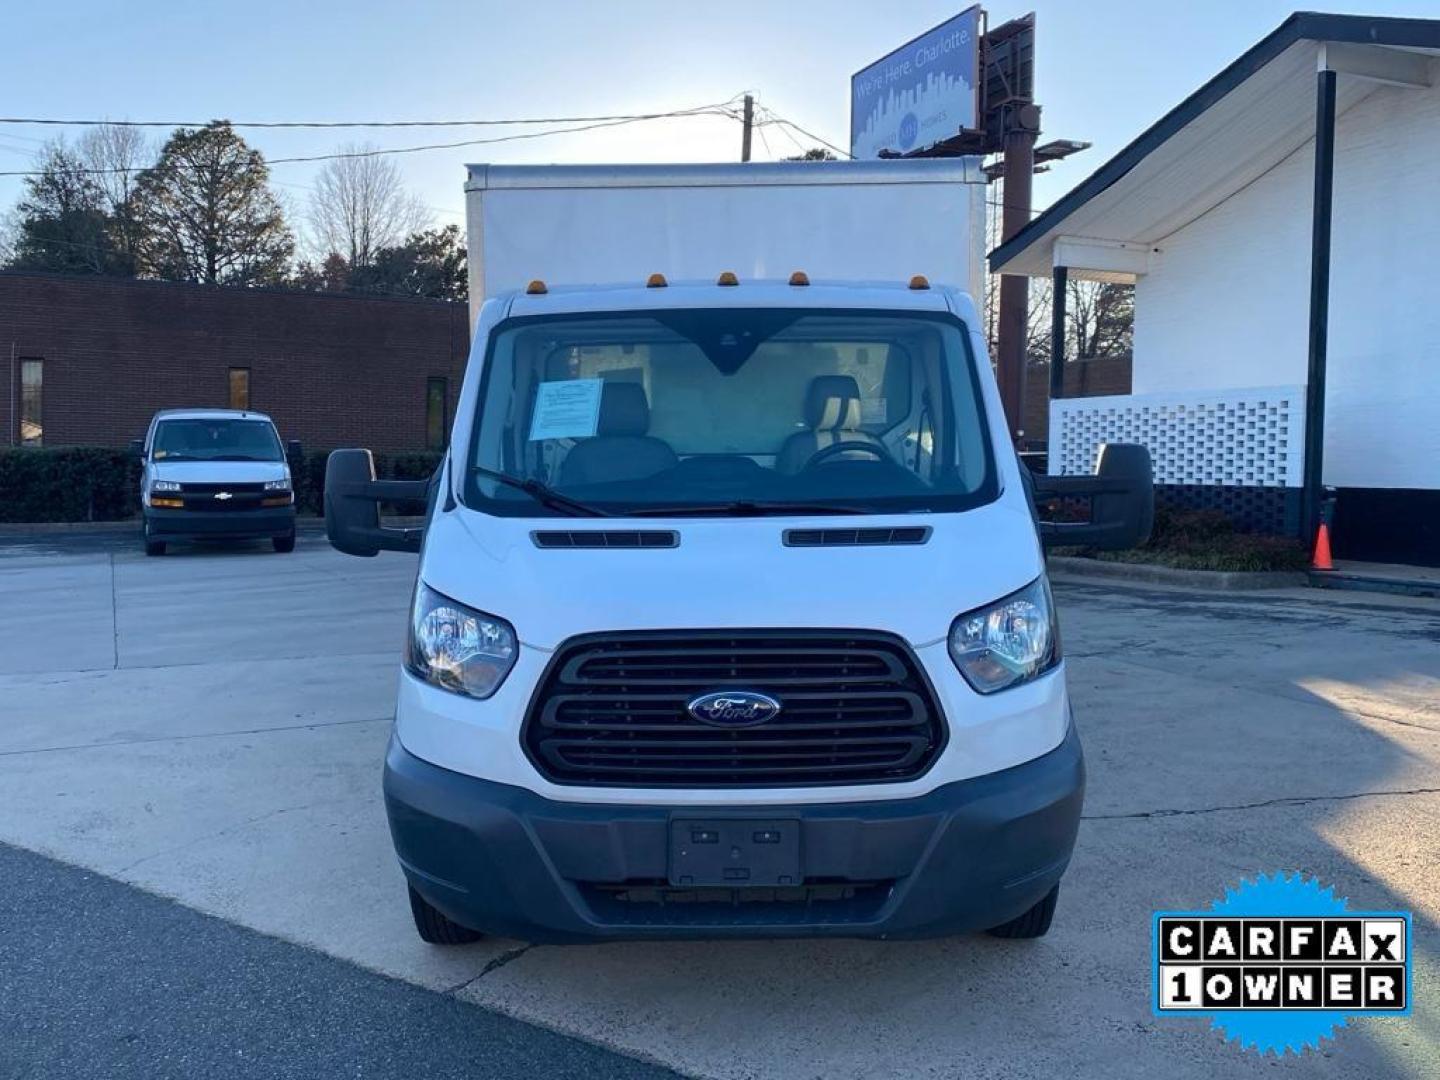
left=324, top=271, right=1152, bottom=944
left=134, top=408, right=298, bottom=556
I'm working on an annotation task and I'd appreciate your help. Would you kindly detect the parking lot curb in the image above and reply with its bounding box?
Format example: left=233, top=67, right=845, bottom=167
left=1046, top=555, right=1308, bottom=591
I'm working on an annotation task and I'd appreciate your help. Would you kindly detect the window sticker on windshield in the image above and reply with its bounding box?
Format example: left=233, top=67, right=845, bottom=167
left=529, top=379, right=603, bottom=441
left=860, top=397, right=887, bottom=425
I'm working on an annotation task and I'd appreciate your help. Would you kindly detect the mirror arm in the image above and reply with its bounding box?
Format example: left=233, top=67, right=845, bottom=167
left=330, top=478, right=429, bottom=502
left=330, top=479, right=428, bottom=552
left=1031, top=475, right=1134, bottom=498
left=1028, top=443, right=1155, bottom=552
left=334, top=522, right=424, bottom=554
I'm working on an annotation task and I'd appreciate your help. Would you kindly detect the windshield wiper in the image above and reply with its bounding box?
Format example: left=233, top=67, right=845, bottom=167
left=627, top=500, right=869, bottom=517
left=471, top=466, right=611, bottom=517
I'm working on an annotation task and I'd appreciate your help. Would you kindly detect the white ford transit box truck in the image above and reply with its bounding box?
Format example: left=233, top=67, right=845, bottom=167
left=324, top=160, right=1152, bottom=944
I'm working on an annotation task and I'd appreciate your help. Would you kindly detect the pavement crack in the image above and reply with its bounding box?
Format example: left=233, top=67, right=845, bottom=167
left=1085, top=785, right=1440, bottom=821
left=108, top=552, right=119, bottom=670
left=445, top=943, right=536, bottom=994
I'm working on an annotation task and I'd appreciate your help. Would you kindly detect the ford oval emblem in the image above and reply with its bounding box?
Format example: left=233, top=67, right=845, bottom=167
left=687, top=690, right=782, bottom=728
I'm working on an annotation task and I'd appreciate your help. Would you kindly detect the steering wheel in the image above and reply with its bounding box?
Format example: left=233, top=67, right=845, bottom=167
left=802, top=440, right=895, bottom=470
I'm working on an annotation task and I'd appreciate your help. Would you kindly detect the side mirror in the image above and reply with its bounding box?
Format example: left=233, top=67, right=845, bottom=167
left=1032, top=442, right=1154, bottom=551
left=129, top=438, right=145, bottom=460
left=324, top=449, right=427, bottom=557
left=285, top=439, right=303, bottom=460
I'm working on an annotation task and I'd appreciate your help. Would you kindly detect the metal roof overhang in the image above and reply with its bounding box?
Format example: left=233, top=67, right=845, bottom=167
left=989, top=13, right=1440, bottom=280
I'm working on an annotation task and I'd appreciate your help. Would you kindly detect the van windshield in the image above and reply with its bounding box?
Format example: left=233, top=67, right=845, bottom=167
left=466, top=308, right=996, bottom=516
left=152, top=419, right=284, bottom=462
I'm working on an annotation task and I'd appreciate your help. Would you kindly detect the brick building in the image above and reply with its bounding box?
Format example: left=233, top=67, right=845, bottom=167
left=3, top=272, right=470, bottom=454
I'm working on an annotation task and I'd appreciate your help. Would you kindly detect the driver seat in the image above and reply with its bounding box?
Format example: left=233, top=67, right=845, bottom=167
left=776, top=375, right=883, bottom=474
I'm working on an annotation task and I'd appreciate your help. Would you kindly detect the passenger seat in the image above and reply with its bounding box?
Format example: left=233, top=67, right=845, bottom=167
left=557, top=382, right=678, bottom=486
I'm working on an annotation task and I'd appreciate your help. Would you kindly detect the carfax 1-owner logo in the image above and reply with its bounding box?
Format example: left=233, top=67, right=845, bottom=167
left=1152, top=873, right=1412, bottom=1055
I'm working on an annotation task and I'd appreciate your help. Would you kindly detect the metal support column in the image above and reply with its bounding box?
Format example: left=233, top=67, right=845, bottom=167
left=995, top=106, right=1039, bottom=444
left=1302, top=69, right=1336, bottom=541
left=740, top=94, right=754, bottom=163
left=1049, top=265, right=1068, bottom=402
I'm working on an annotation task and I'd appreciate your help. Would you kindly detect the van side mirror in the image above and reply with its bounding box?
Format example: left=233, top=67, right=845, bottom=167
left=129, top=438, right=145, bottom=460
left=324, top=449, right=427, bottom=557
left=1031, top=442, right=1155, bottom=551
left=286, top=439, right=303, bottom=460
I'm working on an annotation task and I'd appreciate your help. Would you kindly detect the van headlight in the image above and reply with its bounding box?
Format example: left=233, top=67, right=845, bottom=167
left=150, top=480, right=182, bottom=493
left=263, top=479, right=291, bottom=491
left=948, top=577, right=1060, bottom=693
left=405, top=583, right=517, bottom=699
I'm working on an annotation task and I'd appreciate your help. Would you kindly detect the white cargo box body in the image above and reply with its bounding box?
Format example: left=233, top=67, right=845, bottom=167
left=464, top=159, right=987, bottom=326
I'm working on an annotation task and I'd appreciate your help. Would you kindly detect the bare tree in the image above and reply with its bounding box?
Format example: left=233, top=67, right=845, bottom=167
left=0, top=207, right=18, bottom=265
left=1066, top=278, right=1134, bottom=359
left=308, top=144, right=429, bottom=268
left=983, top=174, right=1052, bottom=364
left=77, top=123, right=152, bottom=267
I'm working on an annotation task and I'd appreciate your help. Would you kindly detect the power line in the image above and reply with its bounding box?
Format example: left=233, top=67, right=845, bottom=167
left=0, top=103, right=745, bottom=178
left=758, top=107, right=808, bottom=158
left=0, top=99, right=748, bottom=130
left=756, top=108, right=852, bottom=160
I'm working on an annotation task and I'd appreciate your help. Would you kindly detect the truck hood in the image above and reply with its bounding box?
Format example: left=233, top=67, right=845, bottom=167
left=419, top=502, right=1045, bottom=650
left=150, top=460, right=289, bottom=485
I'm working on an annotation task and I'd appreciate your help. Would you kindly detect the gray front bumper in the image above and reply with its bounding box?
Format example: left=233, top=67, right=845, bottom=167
left=384, top=724, right=1084, bottom=943
left=144, top=506, right=295, bottom=540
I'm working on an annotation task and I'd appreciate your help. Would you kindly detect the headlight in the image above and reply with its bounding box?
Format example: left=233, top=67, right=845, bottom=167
left=263, top=479, right=291, bottom=491
left=405, top=583, right=517, bottom=699
left=150, top=480, right=182, bottom=492
left=948, top=577, right=1060, bottom=693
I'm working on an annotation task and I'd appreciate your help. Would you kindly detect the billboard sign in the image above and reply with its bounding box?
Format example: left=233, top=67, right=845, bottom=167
left=850, top=7, right=982, bottom=159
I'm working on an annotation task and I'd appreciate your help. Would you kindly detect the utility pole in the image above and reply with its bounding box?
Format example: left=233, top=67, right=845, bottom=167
left=741, top=94, right=754, bottom=162
left=995, top=102, right=1040, bottom=445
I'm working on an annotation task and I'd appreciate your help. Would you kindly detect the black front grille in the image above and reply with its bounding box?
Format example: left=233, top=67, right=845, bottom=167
left=522, top=631, right=946, bottom=788
left=181, top=482, right=267, bottom=494
left=176, top=482, right=270, bottom=512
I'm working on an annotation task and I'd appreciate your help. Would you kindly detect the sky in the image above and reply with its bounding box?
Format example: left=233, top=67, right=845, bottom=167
left=2, top=0, right=1438, bottom=247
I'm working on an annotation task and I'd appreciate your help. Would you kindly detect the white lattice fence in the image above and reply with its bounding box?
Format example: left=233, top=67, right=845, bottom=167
left=1049, top=385, right=1306, bottom=487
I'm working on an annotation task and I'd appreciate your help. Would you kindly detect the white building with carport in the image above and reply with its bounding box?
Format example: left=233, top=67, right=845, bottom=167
left=990, top=11, right=1440, bottom=566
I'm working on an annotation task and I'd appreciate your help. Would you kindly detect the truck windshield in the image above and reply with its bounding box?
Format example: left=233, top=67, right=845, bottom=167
left=152, top=419, right=284, bottom=462
left=467, top=308, right=996, bottom=516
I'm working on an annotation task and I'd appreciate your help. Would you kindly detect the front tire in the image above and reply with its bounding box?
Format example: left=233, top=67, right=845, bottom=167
left=986, top=884, right=1059, bottom=939
left=272, top=533, right=296, bottom=553
left=408, top=885, right=484, bottom=945
left=144, top=538, right=166, bottom=557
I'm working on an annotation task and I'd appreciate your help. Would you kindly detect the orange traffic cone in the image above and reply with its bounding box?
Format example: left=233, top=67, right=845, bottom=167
left=1311, top=521, right=1334, bottom=571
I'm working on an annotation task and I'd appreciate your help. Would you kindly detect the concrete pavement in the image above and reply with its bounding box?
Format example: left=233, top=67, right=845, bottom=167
left=1, top=537, right=1437, bottom=1078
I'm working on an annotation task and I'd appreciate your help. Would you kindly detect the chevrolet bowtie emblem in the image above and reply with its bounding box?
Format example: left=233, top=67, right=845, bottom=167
left=214, top=491, right=233, bottom=500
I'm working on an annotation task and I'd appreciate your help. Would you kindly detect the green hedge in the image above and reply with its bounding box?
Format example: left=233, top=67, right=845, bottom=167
left=0, top=447, right=142, bottom=523
left=0, top=446, right=443, bottom=523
